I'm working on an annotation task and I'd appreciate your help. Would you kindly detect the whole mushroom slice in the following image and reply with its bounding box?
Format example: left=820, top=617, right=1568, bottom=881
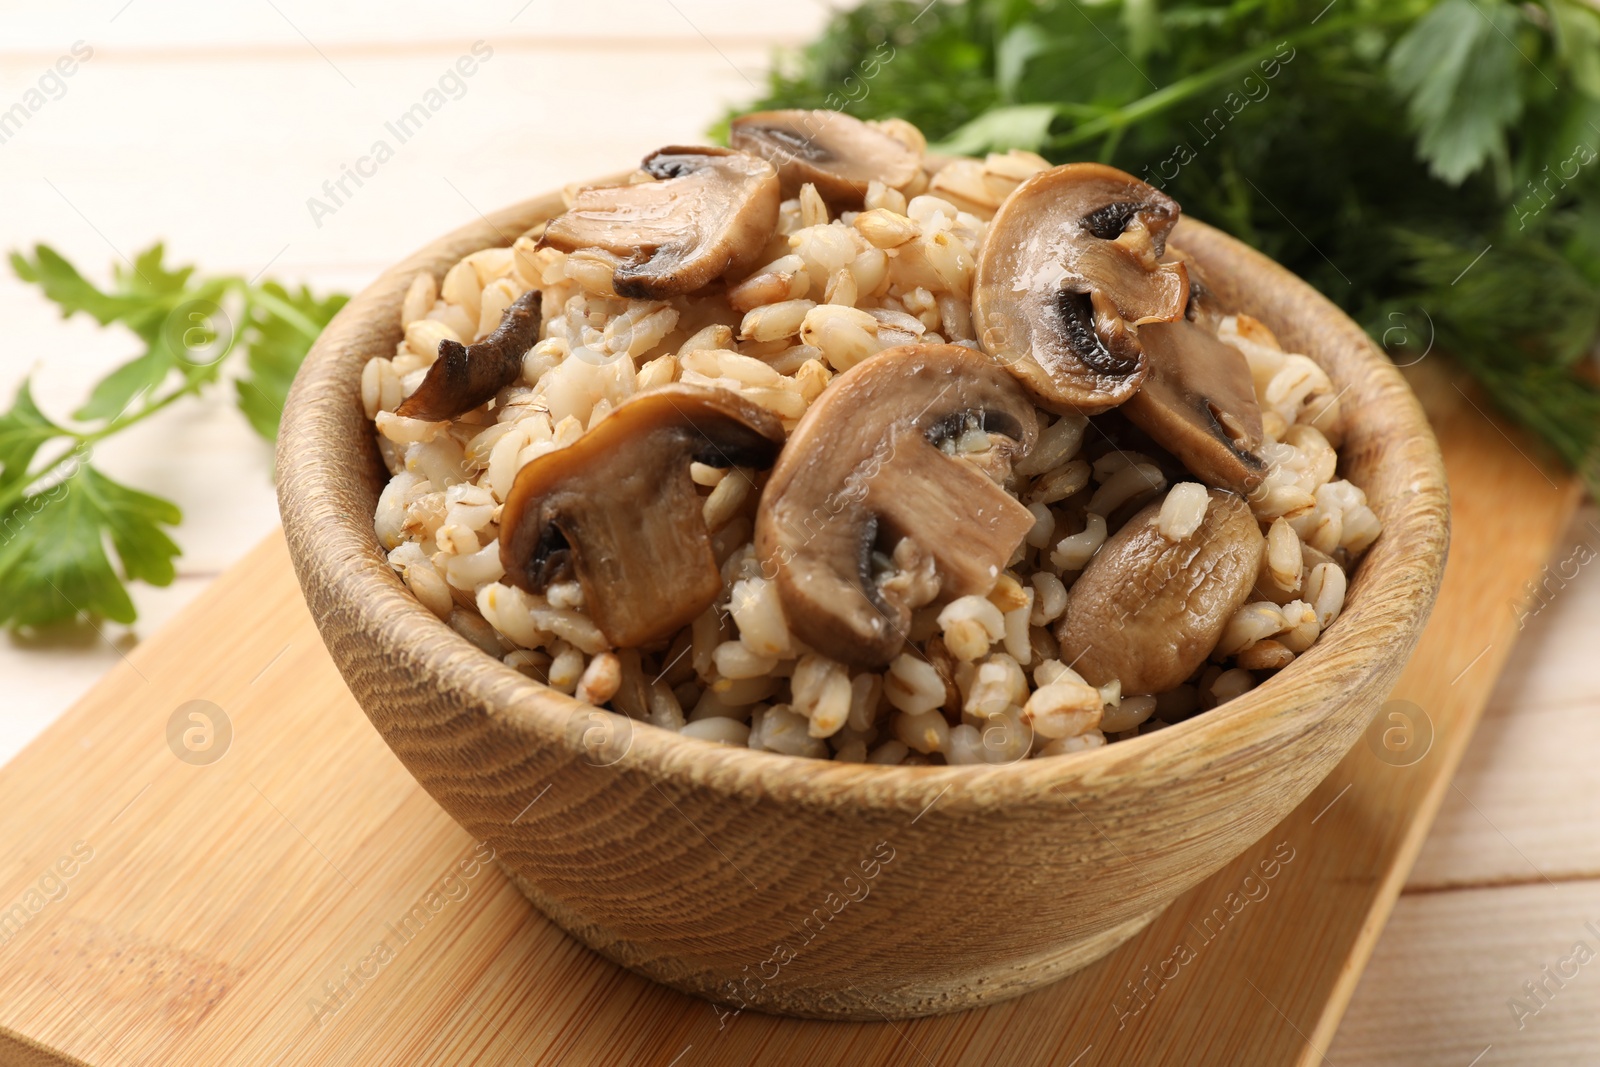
left=1057, top=488, right=1264, bottom=695
left=1122, top=319, right=1267, bottom=494
left=730, top=109, right=922, bottom=207
left=395, top=289, right=541, bottom=422
left=499, top=384, right=784, bottom=649
left=971, top=162, right=1190, bottom=415
left=538, top=146, right=779, bottom=299
left=756, top=343, right=1039, bottom=669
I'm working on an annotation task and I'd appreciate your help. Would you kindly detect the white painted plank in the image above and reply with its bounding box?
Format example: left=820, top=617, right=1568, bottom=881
left=0, top=0, right=832, bottom=52
left=1, top=47, right=772, bottom=280
left=1331, top=880, right=1600, bottom=1067
left=1408, top=505, right=1600, bottom=889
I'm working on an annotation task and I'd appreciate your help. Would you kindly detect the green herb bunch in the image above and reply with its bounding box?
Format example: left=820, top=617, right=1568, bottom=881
left=737, top=0, right=1600, bottom=484
left=0, top=245, right=345, bottom=629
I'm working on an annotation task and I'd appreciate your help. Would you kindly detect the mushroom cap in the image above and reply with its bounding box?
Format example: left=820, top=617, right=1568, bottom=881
left=1122, top=318, right=1266, bottom=494
left=537, top=146, right=779, bottom=299
left=756, top=343, right=1039, bottom=669
left=971, top=162, right=1190, bottom=415
left=499, top=384, right=785, bottom=649
left=394, top=289, right=541, bottom=422
left=730, top=109, right=922, bottom=207
left=1056, top=487, right=1265, bottom=695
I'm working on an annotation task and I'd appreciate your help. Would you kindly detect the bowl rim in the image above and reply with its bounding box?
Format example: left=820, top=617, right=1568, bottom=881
left=278, top=188, right=1450, bottom=817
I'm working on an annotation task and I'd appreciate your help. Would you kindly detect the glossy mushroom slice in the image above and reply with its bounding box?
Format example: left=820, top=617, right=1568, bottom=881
left=1123, top=319, right=1267, bottom=493
left=756, top=344, right=1038, bottom=668
left=1167, top=244, right=1228, bottom=331
left=730, top=109, right=922, bottom=207
left=395, top=289, right=541, bottom=422
left=971, top=163, right=1190, bottom=415
left=499, top=384, right=784, bottom=648
left=537, top=146, right=779, bottom=299
left=1057, top=487, right=1264, bottom=695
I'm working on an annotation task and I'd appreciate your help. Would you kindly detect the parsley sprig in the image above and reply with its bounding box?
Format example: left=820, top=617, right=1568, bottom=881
left=738, top=0, right=1600, bottom=488
left=0, top=244, right=345, bottom=629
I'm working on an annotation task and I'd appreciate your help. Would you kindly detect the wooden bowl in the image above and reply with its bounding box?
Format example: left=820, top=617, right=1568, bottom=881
left=277, top=189, right=1449, bottom=1020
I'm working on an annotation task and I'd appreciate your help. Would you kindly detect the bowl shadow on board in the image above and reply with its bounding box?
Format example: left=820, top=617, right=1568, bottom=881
left=276, top=189, right=1450, bottom=1021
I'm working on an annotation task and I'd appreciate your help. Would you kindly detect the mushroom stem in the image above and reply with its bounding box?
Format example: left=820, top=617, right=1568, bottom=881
left=872, top=445, right=1031, bottom=596
left=757, top=343, right=1039, bottom=668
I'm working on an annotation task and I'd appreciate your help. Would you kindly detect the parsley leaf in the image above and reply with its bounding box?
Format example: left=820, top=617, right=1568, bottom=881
left=9, top=245, right=148, bottom=327
left=1387, top=0, right=1525, bottom=184
left=74, top=348, right=174, bottom=423
left=1546, top=0, right=1600, bottom=97
left=0, top=466, right=181, bottom=628
left=236, top=282, right=348, bottom=442
left=5, top=243, right=346, bottom=629
left=933, top=103, right=1062, bottom=155
left=0, top=382, right=62, bottom=497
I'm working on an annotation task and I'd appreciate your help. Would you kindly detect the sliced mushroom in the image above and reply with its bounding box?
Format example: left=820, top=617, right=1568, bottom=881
left=499, top=384, right=784, bottom=648
left=1167, top=244, right=1228, bottom=331
left=538, top=146, right=779, bottom=299
left=971, top=163, right=1190, bottom=415
left=730, top=110, right=922, bottom=207
left=1056, top=488, right=1264, bottom=695
left=395, top=289, right=541, bottom=421
left=756, top=343, right=1039, bottom=668
left=1122, top=319, right=1266, bottom=493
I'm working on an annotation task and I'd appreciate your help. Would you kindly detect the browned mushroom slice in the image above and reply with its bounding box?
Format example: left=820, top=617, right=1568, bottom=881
left=499, top=384, right=784, bottom=648
left=730, top=109, right=922, bottom=207
left=537, top=146, right=779, bottom=299
left=971, top=163, right=1190, bottom=415
left=756, top=344, right=1039, bottom=668
left=1057, top=488, right=1264, bottom=695
left=395, top=289, right=541, bottom=422
left=1123, top=319, right=1266, bottom=493
left=1166, top=243, right=1228, bottom=331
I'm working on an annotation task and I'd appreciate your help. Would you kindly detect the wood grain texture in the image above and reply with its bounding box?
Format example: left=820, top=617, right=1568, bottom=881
left=1332, top=880, right=1600, bottom=1066
left=1407, top=503, right=1600, bottom=890
left=0, top=377, right=1573, bottom=1065
left=271, top=189, right=1449, bottom=1020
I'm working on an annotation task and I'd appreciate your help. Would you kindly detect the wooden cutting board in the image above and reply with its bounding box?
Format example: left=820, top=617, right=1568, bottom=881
left=0, top=358, right=1580, bottom=1067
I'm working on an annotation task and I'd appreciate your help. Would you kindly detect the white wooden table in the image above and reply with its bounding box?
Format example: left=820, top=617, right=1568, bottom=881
left=2, top=5, right=1597, bottom=1062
